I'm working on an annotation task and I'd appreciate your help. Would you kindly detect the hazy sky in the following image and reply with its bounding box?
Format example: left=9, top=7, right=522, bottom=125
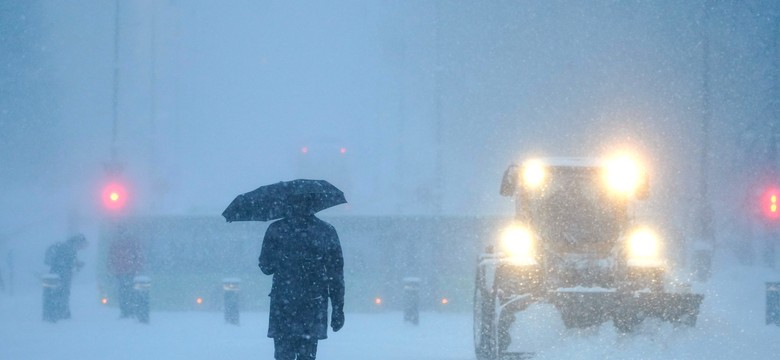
left=1, top=0, right=778, bottom=244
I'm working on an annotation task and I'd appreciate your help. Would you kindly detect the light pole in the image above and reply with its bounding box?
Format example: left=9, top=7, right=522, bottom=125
left=763, top=6, right=780, bottom=268
left=103, top=0, right=124, bottom=181
left=733, top=2, right=780, bottom=268
left=693, top=0, right=715, bottom=281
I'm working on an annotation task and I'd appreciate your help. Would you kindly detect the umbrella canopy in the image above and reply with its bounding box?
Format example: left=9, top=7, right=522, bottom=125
left=222, top=179, right=347, bottom=222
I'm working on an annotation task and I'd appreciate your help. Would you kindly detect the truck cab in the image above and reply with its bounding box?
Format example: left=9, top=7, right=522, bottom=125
left=474, top=155, right=703, bottom=360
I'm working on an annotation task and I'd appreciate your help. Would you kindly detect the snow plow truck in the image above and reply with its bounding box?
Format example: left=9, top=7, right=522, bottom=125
left=474, top=156, right=704, bottom=360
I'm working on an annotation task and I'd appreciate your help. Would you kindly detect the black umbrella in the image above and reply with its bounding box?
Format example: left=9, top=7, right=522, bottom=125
left=222, top=179, right=347, bottom=222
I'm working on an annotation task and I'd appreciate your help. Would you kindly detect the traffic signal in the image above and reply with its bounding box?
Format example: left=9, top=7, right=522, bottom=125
left=762, top=187, right=780, bottom=220
left=102, top=182, right=128, bottom=211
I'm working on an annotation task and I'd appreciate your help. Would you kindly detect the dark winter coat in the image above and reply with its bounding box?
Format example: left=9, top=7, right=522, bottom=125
left=46, top=242, right=79, bottom=285
left=108, top=236, right=144, bottom=276
left=258, top=215, right=344, bottom=340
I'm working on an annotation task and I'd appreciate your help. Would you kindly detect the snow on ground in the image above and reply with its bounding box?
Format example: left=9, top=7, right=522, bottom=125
left=0, top=286, right=473, bottom=360
left=2, top=264, right=780, bottom=360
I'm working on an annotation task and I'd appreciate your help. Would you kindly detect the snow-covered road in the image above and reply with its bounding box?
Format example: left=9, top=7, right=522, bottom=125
left=2, top=264, right=779, bottom=359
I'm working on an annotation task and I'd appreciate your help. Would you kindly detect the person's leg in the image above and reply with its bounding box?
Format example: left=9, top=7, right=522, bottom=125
left=43, top=286, right=57, bottom=322
left=49, top=282, right=65, bottom=321
left=52, top=277, right=72, bottom=320
left=273, top=337, right=296, bottom=360
left=117, top=276, right=133, bottom=317
left=296, top=337, right=319, bottom=360
left=61, top=283, right=72, bottom=319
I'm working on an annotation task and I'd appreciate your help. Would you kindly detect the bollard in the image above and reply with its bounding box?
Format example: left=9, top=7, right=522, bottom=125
left=42, top=274, right=61, bottom=322
left=403, top=277, right=420, bottom=325
left=133, top=276, right=151, bottom=324
left=223, top=278, right=241, bottom=325
left=767, top=282, right=780, bottom=326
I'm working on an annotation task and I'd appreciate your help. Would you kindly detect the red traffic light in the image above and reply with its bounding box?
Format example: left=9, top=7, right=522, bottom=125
left=102, top=182, right=128, bottom=211
left=761, top=187, right=780, bottom=220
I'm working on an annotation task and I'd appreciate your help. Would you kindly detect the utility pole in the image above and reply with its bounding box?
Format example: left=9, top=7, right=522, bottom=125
left=764, top=7, right=780, bottom=268
left=433, top=0, right=444, bottom=215
left=694, top=0, right=715, bottom=281
left=106, top=0, right=123, bottom=177
left=111, top=0, right=120, bottom=165
left=149, top=2, right=160, bottom=213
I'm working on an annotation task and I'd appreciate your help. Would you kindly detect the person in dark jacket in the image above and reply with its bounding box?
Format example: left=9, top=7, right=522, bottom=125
left=108, top=226, right=144, bottom=319
left=44, top=233, right=87, bottom=321
left=259, top=213, right=345, bottom=360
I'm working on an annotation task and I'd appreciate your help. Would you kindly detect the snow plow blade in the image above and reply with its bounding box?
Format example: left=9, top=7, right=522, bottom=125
left=626, top=292, right=704, bottom=325
left=551, top=290, right=704, bottom=330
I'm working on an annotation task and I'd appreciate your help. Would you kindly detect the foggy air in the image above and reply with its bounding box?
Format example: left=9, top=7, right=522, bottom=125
left=2, top=1, right=780, bottom=359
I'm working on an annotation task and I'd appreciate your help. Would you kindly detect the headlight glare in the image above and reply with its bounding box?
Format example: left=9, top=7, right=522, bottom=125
left=604, top=155, right=642, bottom=196
left=500, top=225, right=536, bottom=265
left=522, top=160, right=546, bottom=189
left=627, top=228, right=662, bottom=266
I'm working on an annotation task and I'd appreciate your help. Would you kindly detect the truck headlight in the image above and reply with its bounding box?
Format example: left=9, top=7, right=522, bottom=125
left=626, top=228, right=662, bottom=267
left=603, top=155, right=643, bottom=196
left=500, top=225, right=536, bottom=265
left=522, top=159, right=546, bottom=189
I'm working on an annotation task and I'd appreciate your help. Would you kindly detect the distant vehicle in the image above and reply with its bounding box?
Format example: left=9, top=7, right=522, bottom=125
left=295, top=137, right=352, bottom=203
left=474, top=155, right=704, bottom=360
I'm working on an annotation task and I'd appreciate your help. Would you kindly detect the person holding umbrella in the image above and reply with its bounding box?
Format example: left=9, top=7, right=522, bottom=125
left=223, top=179, right=346, bottom=360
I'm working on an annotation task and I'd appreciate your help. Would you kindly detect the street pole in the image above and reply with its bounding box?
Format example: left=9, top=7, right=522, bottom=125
left=433, top=0, right=443, bottom=215
left=104, top=0, right=124, bottom=179
left=149, top=3, right=159, bottom=213
left=111, top=0, right=120, bottom=165
left=694, top=0, right=715, bottom=281
left=765, top=7, right=780, bottom=268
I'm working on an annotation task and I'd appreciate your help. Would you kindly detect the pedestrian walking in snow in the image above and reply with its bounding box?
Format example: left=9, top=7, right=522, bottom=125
left=43, top=233, right=87, bottom=322
left=223, top=179, right=348, bottom=360
left=108, top=225, right=144, bottom=319
left=258, top=211, right=345, bottom=360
